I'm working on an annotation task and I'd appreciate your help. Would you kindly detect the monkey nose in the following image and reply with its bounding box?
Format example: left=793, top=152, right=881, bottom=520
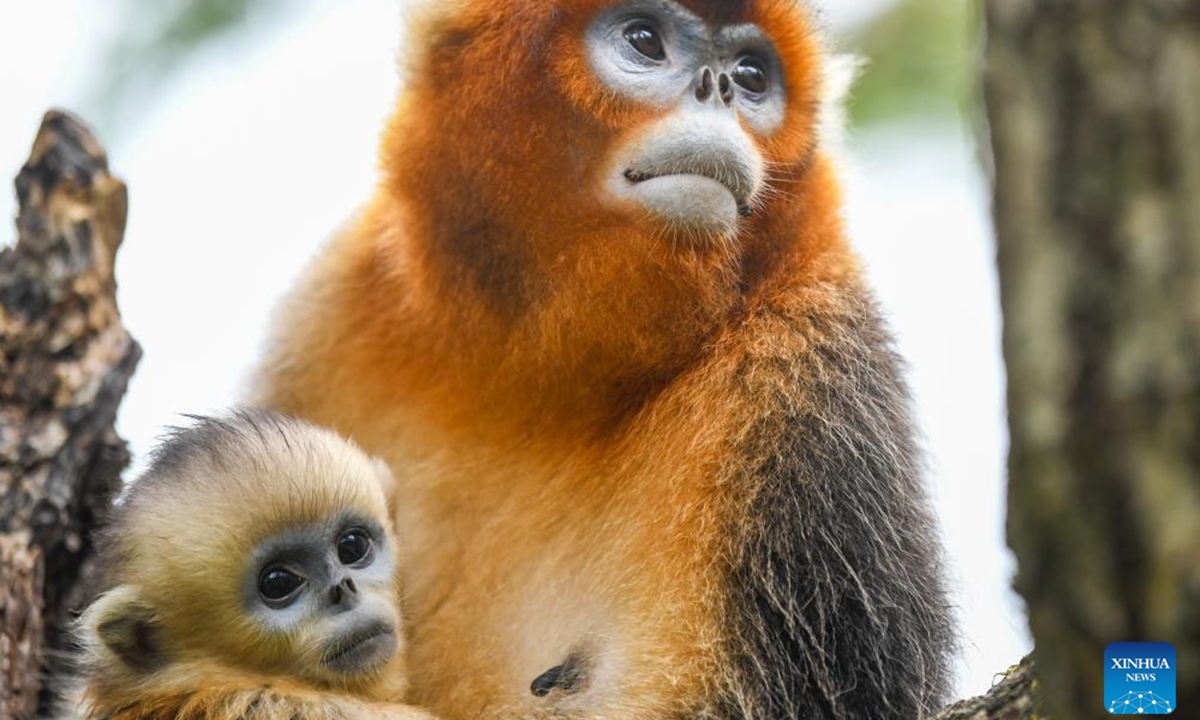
left=694, top=67, right=735, bottom=108
left=329, top=577, right=359, bottom=608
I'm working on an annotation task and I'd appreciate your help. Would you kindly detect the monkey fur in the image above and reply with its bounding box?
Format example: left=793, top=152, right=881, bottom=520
left=253, top=0, right=956, bottom=717
left=60, top=412, right=434, bottom=720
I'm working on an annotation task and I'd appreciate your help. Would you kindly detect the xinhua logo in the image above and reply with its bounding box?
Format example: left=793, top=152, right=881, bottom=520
left=1105, top=642, right=1176, bottom=714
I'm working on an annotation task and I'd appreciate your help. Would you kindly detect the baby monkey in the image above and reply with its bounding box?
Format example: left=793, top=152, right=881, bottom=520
left=63, top=411, right=434, bottom=720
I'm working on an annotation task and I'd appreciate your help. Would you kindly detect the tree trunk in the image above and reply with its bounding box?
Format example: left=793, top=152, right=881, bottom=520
left=985, top=1, right=1200, bottom=718
left=0, top=111, right=140, bottom=718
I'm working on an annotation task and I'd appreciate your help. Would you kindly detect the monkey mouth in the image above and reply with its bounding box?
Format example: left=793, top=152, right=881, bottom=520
left=322, top=621, right=397, bottom=674
left=624, top=166, right=753, bottom=218
left=623, top=167, right=754, bottom=217
left=616, top=140, right=762, bottom=232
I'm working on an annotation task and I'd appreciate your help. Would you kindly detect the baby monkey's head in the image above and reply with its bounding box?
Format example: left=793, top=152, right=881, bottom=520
left=83, top=410, right=405, bottom=698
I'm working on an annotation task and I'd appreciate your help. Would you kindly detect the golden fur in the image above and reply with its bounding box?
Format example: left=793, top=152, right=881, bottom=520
left=61, top=413, right=435, bottom=720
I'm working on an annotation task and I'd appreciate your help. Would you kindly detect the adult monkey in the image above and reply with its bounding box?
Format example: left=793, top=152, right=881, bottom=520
left=254, top=0, right=956, bottom=717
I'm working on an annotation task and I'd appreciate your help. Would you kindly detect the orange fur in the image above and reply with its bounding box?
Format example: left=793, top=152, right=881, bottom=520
left=254, top=2, right=877, bottom=717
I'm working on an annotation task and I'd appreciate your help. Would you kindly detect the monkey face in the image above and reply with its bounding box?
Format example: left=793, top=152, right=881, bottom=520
left=586, top=1, right=786, bottom=235
left=563, top=0, right=821, bottom=242
left=242, top=511, right=401, bottom=684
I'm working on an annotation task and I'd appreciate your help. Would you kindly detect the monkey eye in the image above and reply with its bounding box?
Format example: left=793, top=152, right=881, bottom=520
left=258, top=565, right=306, bottom=606
left=336, top=528, right=374, bottom=566
left=623, top=21, right=666, bottom=62
left=732, top=56, right=769, bottom=95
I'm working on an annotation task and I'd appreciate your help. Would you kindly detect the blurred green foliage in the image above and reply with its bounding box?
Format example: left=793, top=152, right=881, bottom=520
left=91, top=0, right=281, bottom=135
left=91, top=0, right=974, bottom=135
left=846, top=0, right=976, bottom=127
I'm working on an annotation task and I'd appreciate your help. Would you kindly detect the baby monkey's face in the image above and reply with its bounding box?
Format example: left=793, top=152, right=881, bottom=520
left=242, top=510, right=400, bottom=685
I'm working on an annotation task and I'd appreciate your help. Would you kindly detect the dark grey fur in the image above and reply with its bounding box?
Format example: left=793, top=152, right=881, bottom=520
left=716, top=288, right=956, bottom=719
left=135, top=409, right=303, bottom=491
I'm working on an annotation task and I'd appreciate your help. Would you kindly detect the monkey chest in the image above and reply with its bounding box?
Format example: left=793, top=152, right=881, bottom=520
left=391, top=450, right=726, bottom=719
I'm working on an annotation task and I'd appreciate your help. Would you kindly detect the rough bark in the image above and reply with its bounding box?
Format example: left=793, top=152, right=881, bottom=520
left=1, top=534, right=43, bottom=720
left=985, top=1, right=1200, bottom=718
left=0, top=110, right=140, bottom=718
left=932, top=656, right=1041, bottom=720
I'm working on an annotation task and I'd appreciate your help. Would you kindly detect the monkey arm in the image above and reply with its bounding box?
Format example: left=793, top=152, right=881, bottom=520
left=718, top=286, right=955, bottom=719
left=71, top=679, right=437, bottom=720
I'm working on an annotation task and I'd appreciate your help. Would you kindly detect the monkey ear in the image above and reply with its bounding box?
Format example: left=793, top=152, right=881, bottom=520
left=83, top=585, right=166, bottom=673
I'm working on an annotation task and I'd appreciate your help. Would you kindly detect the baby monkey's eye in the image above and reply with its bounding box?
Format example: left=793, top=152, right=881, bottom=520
left=732, top=56, right=769, bottom=95
left=336, top=528, right=373, bottom=566
left=624, top=21, right=666, bottom=61
left=259, top=566, right=305, bottom=606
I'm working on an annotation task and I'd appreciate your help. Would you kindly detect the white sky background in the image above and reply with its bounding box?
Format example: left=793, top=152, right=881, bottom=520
left=0, top=0, right=1029, bottom=700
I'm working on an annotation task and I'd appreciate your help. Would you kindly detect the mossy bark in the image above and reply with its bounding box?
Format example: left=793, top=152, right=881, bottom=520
left=984, top=1, right=1200, bottom=717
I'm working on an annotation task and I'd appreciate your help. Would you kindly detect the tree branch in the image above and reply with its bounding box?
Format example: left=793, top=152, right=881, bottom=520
left=933, top=656, right=1041, bottom=720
